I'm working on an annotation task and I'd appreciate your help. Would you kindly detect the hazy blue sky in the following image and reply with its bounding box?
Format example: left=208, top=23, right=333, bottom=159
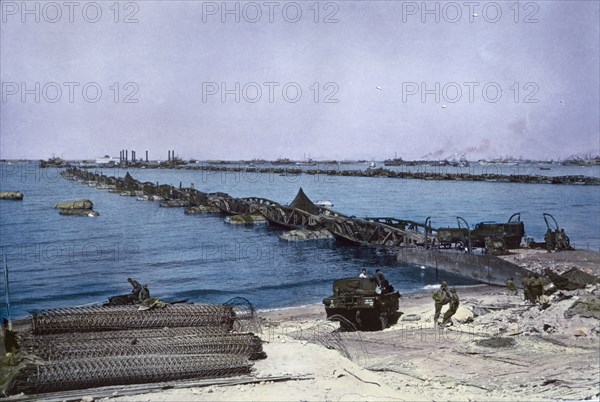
left=1, top=0, right=599, bottom=160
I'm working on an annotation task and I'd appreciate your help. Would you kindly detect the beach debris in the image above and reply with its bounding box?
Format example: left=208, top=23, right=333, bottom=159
left=545, top=268, right=598, bottom=290
left=400, top=314, right=421, bottom=322
left=573, top=327, right=590, bottom=337
left=475, top=337, right=516, bottom=348
left=453, top=307, right=474, bottom=324
left=564, top=296, right=600, bottom=320
left=0, top=191, right=24, bottom=200
left=5, top=297, right=265, bottom=396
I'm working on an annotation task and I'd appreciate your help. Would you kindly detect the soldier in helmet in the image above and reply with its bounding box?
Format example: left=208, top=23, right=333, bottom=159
left=139, top=284, right=150, bottom=302
left=127, top=277, right=142, bottom=297
left=531, top=274, right=544, bottom=302
left=544, top=229, right=555, bottom=252
left=522, top=274, right=534, bottom=303
left=432, top=281, right=451, bottom=324
left=374, top=269, right=394, bottom=294
left=506, top=277, right=517, bottom=296
left=441, top=288, right=460, bottom=326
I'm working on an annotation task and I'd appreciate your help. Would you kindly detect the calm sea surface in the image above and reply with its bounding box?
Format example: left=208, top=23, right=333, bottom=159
left=1, top=163, right=599, bottom=319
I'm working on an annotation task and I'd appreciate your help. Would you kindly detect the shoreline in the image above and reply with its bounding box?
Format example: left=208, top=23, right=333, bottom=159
left=107, top=280, right=598, bottom=402
left=10, top=282, right=593, bottom=402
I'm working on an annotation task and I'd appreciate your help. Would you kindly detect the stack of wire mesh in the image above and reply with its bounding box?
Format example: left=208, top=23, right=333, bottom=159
left=7, top=298, right=265, bottom=395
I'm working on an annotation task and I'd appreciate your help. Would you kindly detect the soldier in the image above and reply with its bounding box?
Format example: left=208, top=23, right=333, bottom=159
left=374, top=269, right=394, bottom=294
left=522, top=274, right=534, bottom=303
left=128, top=277, right=142, bottom=297
left=506, top=277, right=517, bottom=296
left=2, top=319, right=18, bottom=353
left=544, top=229, right=555, bottom=252
left=432, top=281, right=451, bottom=323
left=374, top=269, right=386, bottom=286
left=556, top=229, right=568, bottom=251
left=139, top=284, right=150, bottom=302
left=441, top=288, right=460, bottom=326
left=532, top=274, right=544, bottom=302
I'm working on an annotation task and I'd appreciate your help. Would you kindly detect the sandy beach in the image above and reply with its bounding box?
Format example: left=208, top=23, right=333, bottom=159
left=2, top=250, right=598, bottom=402
left=103, top=252, right=599, bottom=402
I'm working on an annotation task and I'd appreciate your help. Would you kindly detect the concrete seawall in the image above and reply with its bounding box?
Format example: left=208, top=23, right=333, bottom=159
left=397, top=247, right=533, bottom=286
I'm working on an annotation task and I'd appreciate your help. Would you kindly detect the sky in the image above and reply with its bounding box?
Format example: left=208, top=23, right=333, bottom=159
left=1, top=0, right=599, bottom=161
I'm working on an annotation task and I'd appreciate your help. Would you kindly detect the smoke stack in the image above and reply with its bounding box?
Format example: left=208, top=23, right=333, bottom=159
left=146, top=150, right=148, bottom=162
left=125, top=150, right=128, bottom=162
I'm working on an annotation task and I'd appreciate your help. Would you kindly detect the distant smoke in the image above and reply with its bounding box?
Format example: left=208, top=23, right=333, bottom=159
left=420, top=139, right=492, bottom=160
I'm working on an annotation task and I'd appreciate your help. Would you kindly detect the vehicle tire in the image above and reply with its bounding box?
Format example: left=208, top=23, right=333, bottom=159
left=379, top=313, right=388, bottom=330
left=355, top=310, right=362, bottom=329
left=492, top=238, right=505, bottom=251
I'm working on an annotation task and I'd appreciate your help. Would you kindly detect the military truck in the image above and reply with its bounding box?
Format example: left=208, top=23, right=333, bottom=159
left=322, top=277, right=400, bottom=330
left=436, top=213, right=525, bottom=252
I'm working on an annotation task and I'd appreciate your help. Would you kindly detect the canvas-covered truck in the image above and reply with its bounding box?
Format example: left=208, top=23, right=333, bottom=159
left=436, top=213, right=525, bottom=252
left=322, top=277, right=400, bottom=330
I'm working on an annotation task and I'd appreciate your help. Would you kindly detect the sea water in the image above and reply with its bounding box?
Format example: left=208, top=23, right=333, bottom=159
left=1, top=163, right=598, bottom=319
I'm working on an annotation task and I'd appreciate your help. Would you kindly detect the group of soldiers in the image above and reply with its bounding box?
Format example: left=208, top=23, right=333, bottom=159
left=432, top=274, right=545, bottom=327
left=432, top=281, right=460, bottom=327
left=506, top=274, right=546, bottom=303
left=544, top=228, right=570, bottom=252
left=359, top=268, right=395, bottom=294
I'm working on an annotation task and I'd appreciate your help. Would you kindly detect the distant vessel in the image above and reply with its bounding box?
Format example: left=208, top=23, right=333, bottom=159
left=315, top=200, right=334, bottom=208
left=383, top=159, right=404, bottom=166
left=295, top=159, right=317, bottom=166
left=450, top=155, right=469, bottom=167
left=368, top=162, right=377, bottom=168
left=384, top=153, right=404, bottom=166
left=95, top=155, right=118, bottom=165
left=478, top=160, right=518, bottom=166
